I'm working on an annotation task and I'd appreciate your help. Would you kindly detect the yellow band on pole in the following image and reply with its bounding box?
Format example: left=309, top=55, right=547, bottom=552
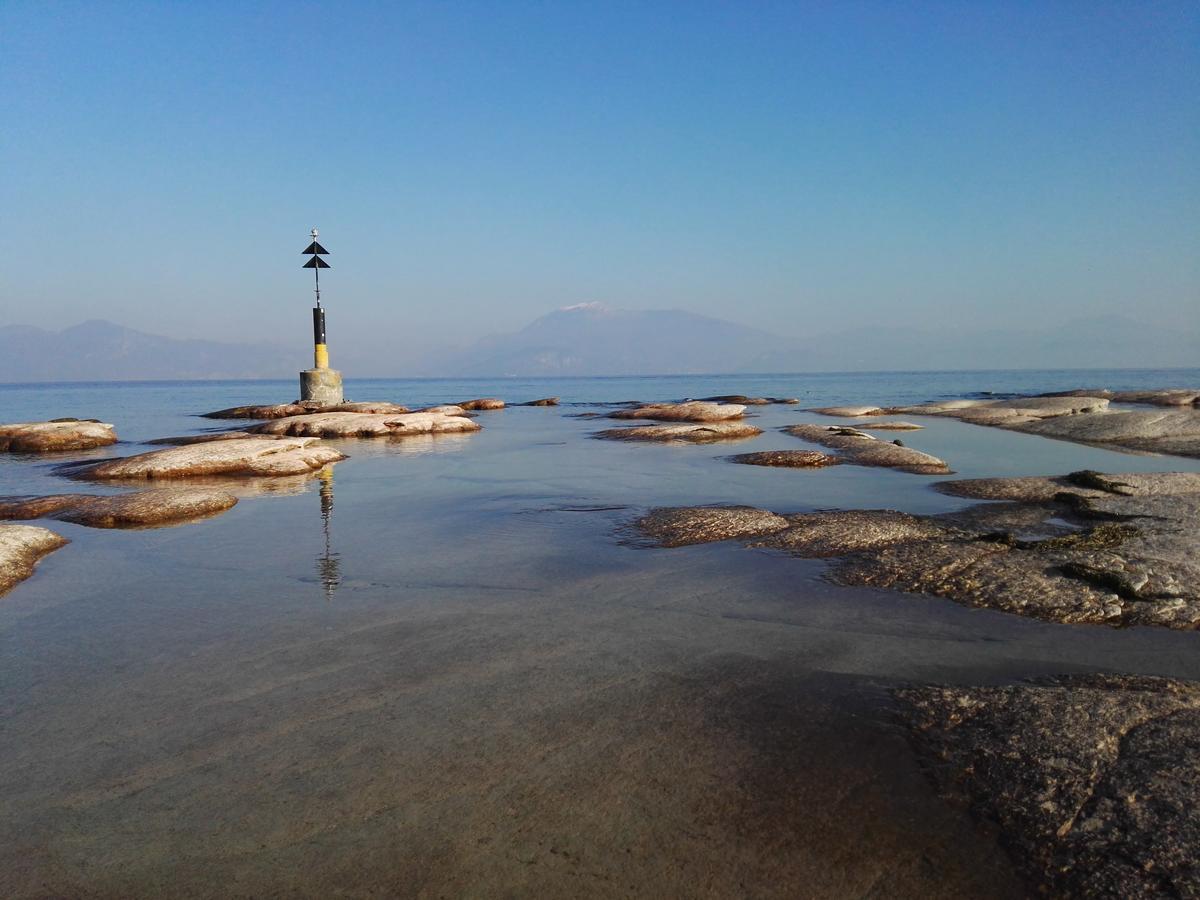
left=314, top=343, right=330, bottom=369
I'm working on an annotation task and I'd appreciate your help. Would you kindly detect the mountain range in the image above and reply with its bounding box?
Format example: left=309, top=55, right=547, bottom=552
left=0, top=306, right=1194, bottom=382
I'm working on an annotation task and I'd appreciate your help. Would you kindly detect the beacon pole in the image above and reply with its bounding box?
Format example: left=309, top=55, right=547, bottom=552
left=299, top=228, right=343, bottom=404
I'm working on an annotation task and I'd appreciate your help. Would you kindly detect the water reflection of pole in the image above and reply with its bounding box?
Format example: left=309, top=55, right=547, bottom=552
left=316, top=467, right=341, bottom=601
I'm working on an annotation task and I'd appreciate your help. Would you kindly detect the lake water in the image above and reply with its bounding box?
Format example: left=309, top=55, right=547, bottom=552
left=2, top=369, right=1199, bottom=898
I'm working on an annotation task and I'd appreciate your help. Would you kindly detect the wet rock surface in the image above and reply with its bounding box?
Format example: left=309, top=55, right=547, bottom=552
left=252, top=411, right=482, bottom=439
left=824, top=389, right=1200, bottom=457
left=595, top=422, right=763, bottom=443
left=203, top=401, right=410, bottom=419
left=0, top=524, right=68, bottom=595
left=610, top=401, right=748, bottom=422
left=698, top=395, right=798, bottom=405
left=633, top=470, right=1200, bottom=629
left=728, top=450, right=838, bottom=468
left=0, top=420, right=117, bottom=452
left=784, top=424, right=950, bottom=474
left=853, top=421, right=923, bottom=431
left=145, top=431, right=287, bottom=446
left=456, top=398, right=505, bottom=411
left=634, top=506, right=789, bottom=547
left=69, top=438, right=346, bottom=480
left=808, top=405, right=884, bottom=417
left=896, top=675, right=1200, bottom=898
left=0, top=489, right=237, bottom=529
left=520, top=397, right=559, bottom=406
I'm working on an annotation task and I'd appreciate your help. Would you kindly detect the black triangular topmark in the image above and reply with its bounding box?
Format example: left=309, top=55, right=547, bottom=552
left=303, top=256, right=331, bottom=269
left=302, top=241, right=330, bottom=255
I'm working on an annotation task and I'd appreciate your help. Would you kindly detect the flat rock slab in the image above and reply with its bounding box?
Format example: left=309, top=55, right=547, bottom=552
left=1017, top=409, right=1200, bottom=457
left=0, top=524, right=68, bottom=595
left=252, top=412, right=482, bottom=439
left=807, top=405, right=883, bottom=417
left=610, top=401, right=747, bottom=422
left=0, top=489, right=237, bottom=529
left=728, top=450, right=838, bottom=468
left=413, top=406, right=470, bottom=417
left=852, top=421, right=923, bottom=431
left=203, top=401, right=410, bottom=419
left=456, top=399, right=505, bottom=410
left=146, top=431, right=290, bottom=446
left=1041, top=388, right=1200, bottom=407
left=0, top=420, right=117, bottom=452
left=634, top=506, right=789, bottom=547
left=896, top=675, right=1200, bottom=897
left=595, top=422, right=763, bottom=443
left=784, top=424, right=950, bottom=474
left=632, top=469, right=1200, bottom=629
left=70, top=438, right=346, bottom=480
left=698, top=395, right=798, bottom=405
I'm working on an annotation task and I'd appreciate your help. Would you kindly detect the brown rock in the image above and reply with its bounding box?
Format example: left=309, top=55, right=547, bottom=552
left=807, top=405, right=883, bottom=417
left=634, top=506, right=789, bottom=547
left=145, top=431, right=285, bottom=446
left=71, top=438, right=346, bottom=480
left=784, top=424, right=950, bottom=475
left=728, top=450, right=838, bottom=468
left=896, top=675, right=1200, bottom=898
left=203, top=401, right=410, bottom=419
left=0, top=489, right=238, bottom=528
left=0, top=524, right=68, bottom=596
left=0, top=420, right=117, bottom=452
left=752, top=510, right=952, bottom=556
left=456, top=398, right=505, bottom=411
left=595, top=422, right=763, bottom=443
left=520, top=397, right=560, bottom=406
left=252, top=411, right=482, bottom=439
left=610, top=401, right=747, bottom=422
left=853, top=421, right=924, bottom=431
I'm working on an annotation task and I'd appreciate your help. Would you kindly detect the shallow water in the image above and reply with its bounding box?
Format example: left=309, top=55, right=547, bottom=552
left=1, top=370, right=1198, bottom=897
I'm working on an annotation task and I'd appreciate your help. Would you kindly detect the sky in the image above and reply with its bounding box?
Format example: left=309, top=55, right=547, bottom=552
left=2, top=1, right=1197, bottom=355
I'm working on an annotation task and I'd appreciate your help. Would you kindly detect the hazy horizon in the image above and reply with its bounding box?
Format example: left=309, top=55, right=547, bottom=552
left=2, top=3, right=1197, bottom=360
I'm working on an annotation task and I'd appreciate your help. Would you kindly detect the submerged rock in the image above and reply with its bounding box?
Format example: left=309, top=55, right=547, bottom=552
left=784, top=424, right=950, bottom=475
left=728, top=450, right=838, bottom=468
left=610, top=401, right=747, bottom=422
left=0, top=489, right=237, bottom=528
left=0, top=524, right=68, bottom=595
left=456, top=398, right=505, bottom=411
left=751, top=510, right=953, bottom=556
left=697, top=395, right=797, bottom=405
left=520, top=397, right=560, bottom=406
left=69, top=437, right=346, bottom=480
left=595, top=422, right=763, bottom=443
left=252, top=411, right=482, bottom=439
left=0, top=420, right=117, bottom=452
left=634, top=506, right=789, bottom=547
left=896, top=675, right=1200, bottom=898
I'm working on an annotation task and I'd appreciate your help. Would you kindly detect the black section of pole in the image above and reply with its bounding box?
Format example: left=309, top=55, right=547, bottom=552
left=313, top=307, right=327, bottom=345
left=315, top=263, right=321, bottom=307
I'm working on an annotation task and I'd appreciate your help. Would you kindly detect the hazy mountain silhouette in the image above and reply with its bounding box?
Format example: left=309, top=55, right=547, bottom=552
left=0, top=320, right=296, bottom=382
left=0, top=309, right=1194, bottom=382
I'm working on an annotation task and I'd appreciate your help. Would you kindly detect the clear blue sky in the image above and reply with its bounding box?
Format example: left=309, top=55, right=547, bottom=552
left=2, top=1, right=1197, bottom=352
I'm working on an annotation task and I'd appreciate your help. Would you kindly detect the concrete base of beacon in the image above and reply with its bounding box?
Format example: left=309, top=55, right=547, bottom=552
left=299, top=368, right=344, bottom=405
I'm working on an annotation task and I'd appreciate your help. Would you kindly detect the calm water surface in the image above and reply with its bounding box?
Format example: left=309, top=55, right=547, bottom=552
left=1, top=370, right=1198, bottom=898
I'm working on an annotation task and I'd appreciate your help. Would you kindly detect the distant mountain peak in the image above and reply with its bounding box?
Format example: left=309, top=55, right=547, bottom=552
left=557, top=301, right=611, bottom=314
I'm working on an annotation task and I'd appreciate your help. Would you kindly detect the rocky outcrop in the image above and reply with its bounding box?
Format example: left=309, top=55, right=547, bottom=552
left=0, top=524, right=68, bottom=595
left=595, top=422, right=763, bottom=443
left=896, top=675, right=1200, bottom=898
left=413, top=405, right=470, bottom=417
left=699, top=395, right=799, bottom=405
left=520, top=397, right=560, bottom=406
left=456, top=398, right=505, bottom=411
left=808, top=405, right=883, bottom=417
left=146, top=431, right=288, bottom=445
left=69, top=437, right=346, bottom=480
left=251, top=411, right=482, bottom=439
left=1041, top=388, right=1200, bottom=407
left=634, top=506, right=789, bottom=547
left=0, top=420, right=117, bottom=452
left=631, top=470, right=1200, bottom=629
left=0, top=489, right=238, bottom=528
left=203, top=401, right=410, bottom=419
left=819, top=391, right=1200, bottom=457
left=784, top=424, right=950, bottom=474
left=728, top=450, right=838, bottom=468
left=853, top=421, right=923, bottom=431
left=610, top=401, right=747, bottom=422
